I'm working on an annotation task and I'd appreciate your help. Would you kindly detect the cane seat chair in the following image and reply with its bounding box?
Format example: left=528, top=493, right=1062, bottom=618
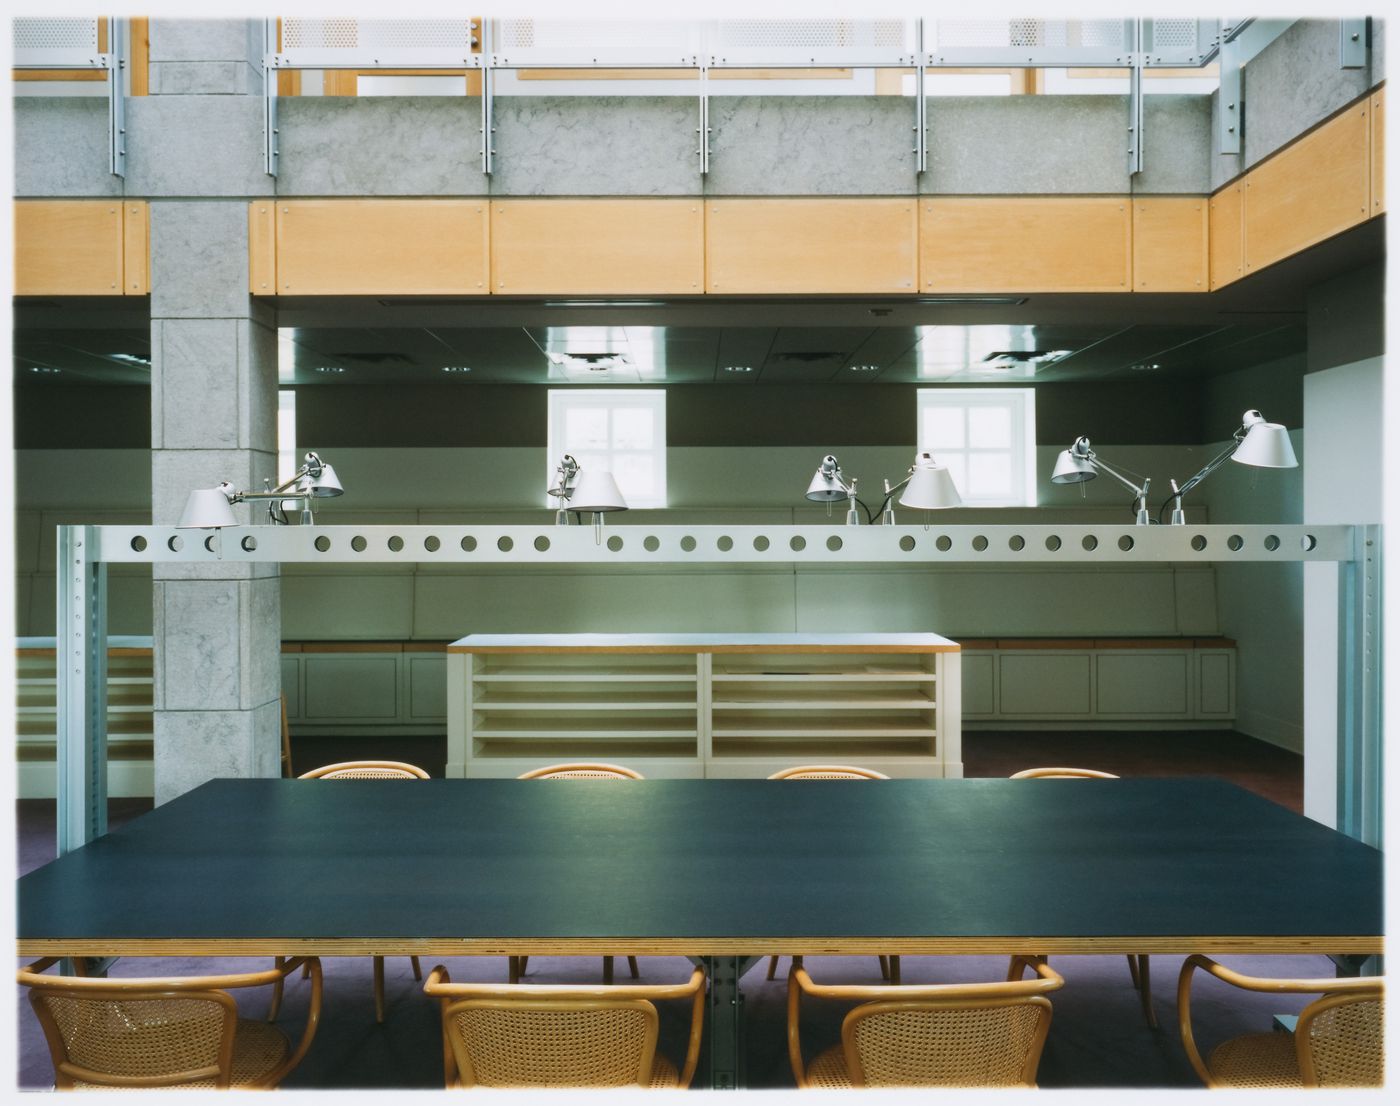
left=424, top=964, right=707, bottom=1088
left=289, top=759, right=431, bottom=1022
left=766, top=764, right=897, bottom=985
left=17, top=956, right=323, bottom=1090
left=1008, top=766, right=1157, bottom=1028
left=512, top=762, right=645, bottom=984
left=787, top=956, right=1063, bottom=1088
left=1177, top=955, right=1384, bottom=1088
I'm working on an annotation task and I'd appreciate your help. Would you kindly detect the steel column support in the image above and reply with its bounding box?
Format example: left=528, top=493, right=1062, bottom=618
left=1340, top=19, right=1369, bottom=69
left=698, top=64, right=711, bottom=175
left=107, top=17, right=126, bottom=178
left=1128, top=19, right=1144, bottom=176
left=1219, top=37, right=1242, bottom=155
left=263, top=18, right=279, bottom=177
left=481, top=20, right=494, bottom=175
left=914, top=19, right=927, bottom=175
left=703, top=955, right=745, bottom=1089
left=1337, top=524, right=1382, bottom=846
left=56, top=526, right=108, bottom=856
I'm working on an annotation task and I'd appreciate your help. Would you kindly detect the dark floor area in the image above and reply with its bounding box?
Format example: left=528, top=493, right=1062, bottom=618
left=17, top=729, right=1322, bottom=1092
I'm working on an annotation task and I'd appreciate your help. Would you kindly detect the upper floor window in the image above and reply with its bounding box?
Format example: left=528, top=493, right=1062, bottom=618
left=917, top=388, right=1036, bottom=507
left=546, top=390, right=667, bottom=508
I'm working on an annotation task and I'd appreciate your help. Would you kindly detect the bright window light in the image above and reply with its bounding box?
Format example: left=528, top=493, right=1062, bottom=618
left=546, top=390, right=667, bottom=508
left=278, top=390, right=297, bottom=481
left=917, top=388, right=1036, bottom=507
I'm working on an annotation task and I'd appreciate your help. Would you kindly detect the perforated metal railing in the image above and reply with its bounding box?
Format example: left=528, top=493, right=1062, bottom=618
left=13, top=17, right=124, bottom=177
left=13, top=17, right=99, bottom=52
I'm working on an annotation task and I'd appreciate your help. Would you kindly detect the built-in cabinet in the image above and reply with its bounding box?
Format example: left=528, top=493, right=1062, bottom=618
left=281, top=643, right=447, bottom=736
left=447, top=633, right=963, bottom=779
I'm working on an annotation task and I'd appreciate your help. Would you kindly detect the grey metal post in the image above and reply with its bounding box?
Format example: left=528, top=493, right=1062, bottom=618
left=1128, top=19, right=1144, bottom=175
left=1339, top=19, right=1369, bottom=69
left=263, top=18, right=280, bottom=177
left=1337, top=524, right=1382, bottom=846
left=481, top=19, right=494, bottom=175
left=56, top=525, right=108, bottom=855
left=107, top=17, right=126, bottom=177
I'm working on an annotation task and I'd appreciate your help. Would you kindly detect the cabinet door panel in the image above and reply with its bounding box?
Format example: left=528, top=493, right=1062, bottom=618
left=998, top=654, right=1091, bottom=715
left=304, top=655, right=399, bottom=720
left=1096, top=652, right=1189, bottom=715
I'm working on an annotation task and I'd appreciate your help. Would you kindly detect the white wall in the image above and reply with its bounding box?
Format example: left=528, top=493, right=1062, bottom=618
left=1302, top=357, right=1384, bottom=826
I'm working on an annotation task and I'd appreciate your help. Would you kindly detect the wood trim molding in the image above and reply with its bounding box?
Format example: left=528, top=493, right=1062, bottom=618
left=121, top=202, right=149, bottom=294
left=1371, top=86, right=1385, bottom=216
left=130, top=17, right=149, bottom=96
left=1208, top=182, right=1245, bottom=290
left=248, top=202, right=276, bottom=294
left=11, top=69, right=107, bottom=81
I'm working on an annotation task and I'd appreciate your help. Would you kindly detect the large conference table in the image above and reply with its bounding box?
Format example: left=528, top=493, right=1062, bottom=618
left=17, top=777, right=1384, bottom=1089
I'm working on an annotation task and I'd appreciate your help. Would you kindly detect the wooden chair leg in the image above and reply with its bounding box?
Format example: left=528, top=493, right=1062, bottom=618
left=877, top=955, right=889, bottom=980
left=1131, top=955, right=1157, bottom=1028
left=766, top=955, right=780, bottom=981
left=626, top=955, right=640, bottom=979
left=373, top=955, right=386, bottom=1023
left=1127, top=953, right=1141, bottom=988
left=301, top=961, right=311, bottom=980
left=888, top=955, right=901, bottom=985
left=603, top=956, right=615, bottom=985
left=410, top=955, right=423, bottom=981
left=267, top=956, right=285, bottom=1022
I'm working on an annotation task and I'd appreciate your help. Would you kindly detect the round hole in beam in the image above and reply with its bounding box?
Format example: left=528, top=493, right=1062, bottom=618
left=241, top=535, right=258, bottom=553
left=935, top=535, right=952, bottom=552
left=1264, top=534, right=1280, bottom=552
left=1227, top=534, right=1244, bottom=551
left=351, top=535, right=367, bottom=553
left=167, top=535, right=183, bottom=552
left=1082, top=535, right=1099, bottom=552
left=789, top=536, right=806, bottom=552
left=644, top=536, right=660, bottom=552
left=497, top=536, right=514, bottom=553
left=1045, top=535, right=1062, bottom=551
left=827, top=535, right=843, bottom=552
left=130, top=536, right=147, bottom=552
left=204, top=536, right=217, bottom=552
left=534, top=535, right=550, bottom=552
left=680, top=535, right=697, bottom=552
left=607, top=535, right=624, bottom=552
left=971, top=535, right=988, bottom=552
left=1009, top=535, right=1025, bottom=551
left=314, top=535, right=331, bottom=553
left=387, top=535, right=405, bottom=552
left=1191, top=535, right=1208, bottom=552
left=461, top=536, right=477, bottom=552
left=424, top=535, right=441, bottom=552
left=899, top=536, right=916, bottom=552
left=1302, top=534, right=1317, bottom=552
left=1118, top=535, right=1135, bottom=552
left=717, top=536, right=733, bottom=552
left=752, top=535, right=769, bottom=552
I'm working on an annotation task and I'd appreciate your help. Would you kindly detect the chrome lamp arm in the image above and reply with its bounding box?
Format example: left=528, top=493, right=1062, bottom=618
left=1053, top=437, right=1152, bottom=526
left=1161, top=410, right=1296, bottom=525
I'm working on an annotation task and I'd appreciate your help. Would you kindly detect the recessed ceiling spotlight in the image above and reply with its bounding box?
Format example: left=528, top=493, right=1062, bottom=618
left=314, top=366, right=346, bottom=374
left=723, top=365, right=753, bottom=373
left=29, top=365, right=62, bottom=374
left=1130, top=362, right=1162, bottom=372
left=849, top=364, right=880, bottom=373
left=441, top=365, right=472, bottom=373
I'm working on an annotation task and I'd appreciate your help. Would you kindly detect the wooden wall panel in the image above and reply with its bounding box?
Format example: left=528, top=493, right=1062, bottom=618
left=273, top=200, right=489, bottom=295
left=121, top=202, right=149, bottom=294
left=14, top=201, right=124, bottom=295
left=1208, top=182, right=1245, bottom=290
left=248, top=202, right=276, bottom=294
left=705, top=199, right=916, bottom=294
left=130, top=17, right=149, bottom=96
left=491, top=199, right=703, bottom=295
left=1244, top=100, right=1371, bottom=274
left=1132, top=197, right=1207, bottom=292
left=1371, top=87, right=1384, bottom=216
left=920, top=197, right=1131, bottom=293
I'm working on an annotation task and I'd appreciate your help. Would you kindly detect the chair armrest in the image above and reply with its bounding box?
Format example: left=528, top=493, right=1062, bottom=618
left=264, top=957, right=322, bottom=1087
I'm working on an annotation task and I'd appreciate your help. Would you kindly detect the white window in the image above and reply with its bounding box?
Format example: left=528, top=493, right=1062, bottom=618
left=916, top=388, right=1036, bottom=507
left=546, top=390, right=667, bottom=508
left=278, top=389, right=297, bottom=480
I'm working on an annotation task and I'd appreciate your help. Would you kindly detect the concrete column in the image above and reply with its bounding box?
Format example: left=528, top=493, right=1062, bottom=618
left=145, top=18, right=281, bottom=804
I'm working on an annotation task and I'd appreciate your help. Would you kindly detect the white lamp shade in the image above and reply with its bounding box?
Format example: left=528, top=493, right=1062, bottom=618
left=569, top=469, right=627, bottom=512
left=805, top=470, right=848, bottom=501
left=899, top=464, right=962, bottom=510
left=177, top=488, right=239, bottom=529
left=1232, top=421, right=1298, bottom=468
left=301, top=461, right=344, bottom=497
left=1051, top=449, right=1097, bottom=484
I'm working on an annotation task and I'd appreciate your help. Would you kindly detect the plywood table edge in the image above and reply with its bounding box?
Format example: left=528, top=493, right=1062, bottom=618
left=17, top=935, right=1381, bottom=958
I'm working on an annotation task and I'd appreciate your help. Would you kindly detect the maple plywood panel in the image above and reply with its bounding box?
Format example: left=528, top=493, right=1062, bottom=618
left=1133, top=197, right=1207, bottom=292
left=247, top=201, right=276, bottom=294
left=1208, top=182, right=1245, bottom=290
left=122, top=202, right=150, bottom=295
left=1244, top=101, right=1371, bottom=274
left=706, top=198, right=917, bottom=294
left=274, top=200, right=489, bottom=295
left=491, top=199, right=704, bottom=295
left=1371, top=88, right=1384, bottom=217
left=920, top=197, right=1131, bottom=293
left=14, top=200, right=124, bottom=296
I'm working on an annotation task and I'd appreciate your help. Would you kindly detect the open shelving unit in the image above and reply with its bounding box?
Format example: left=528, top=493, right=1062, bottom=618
left=448, top=633, right=961, bottom=779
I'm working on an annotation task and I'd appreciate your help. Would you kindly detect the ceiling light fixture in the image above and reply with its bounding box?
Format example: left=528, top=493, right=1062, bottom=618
left=441, top=365, right=472, bottom=374
left=849, top=365, right=880, bottom=373
left=28, top=366, right=62, bottom=374
left=723, top=365, right=753, bottom=373
left=108, top=353, right=151, bottom=365
left=313, top=366, right=346, bottom=374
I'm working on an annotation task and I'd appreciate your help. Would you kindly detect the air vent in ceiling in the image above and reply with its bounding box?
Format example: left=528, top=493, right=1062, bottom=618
left=768, top=351, right=848, bottom=364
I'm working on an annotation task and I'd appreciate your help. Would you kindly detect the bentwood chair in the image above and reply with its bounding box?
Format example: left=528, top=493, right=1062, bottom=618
left=1177, top=955, right=1384, bottom=1088
left=511, top=762, right=645, bottom=985
left=18, top=956, right=323, bottom=1090
left=765, top=764, right=897, bottom=985
left=424, top=964, right=707, bottom=1088
left=787, top=955, right=1064, bottom=1087
left=290, top=759, right=431, bottom=1022
left=1009, top=766, right=1157, bottom=1027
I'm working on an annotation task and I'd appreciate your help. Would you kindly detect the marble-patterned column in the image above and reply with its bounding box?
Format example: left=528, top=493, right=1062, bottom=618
left=145, top=19, right=281, bottom=804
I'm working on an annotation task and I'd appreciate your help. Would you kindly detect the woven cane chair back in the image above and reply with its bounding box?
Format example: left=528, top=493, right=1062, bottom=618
left=1008, top=766, right=1119, bottom=779
left=517, top=762, right=644, bottom=780
left=1297, top=991, right=1384, bottom=1086
left=768, top=764, right=890, bottom=780
left=298, top=759, right=430, bottom=779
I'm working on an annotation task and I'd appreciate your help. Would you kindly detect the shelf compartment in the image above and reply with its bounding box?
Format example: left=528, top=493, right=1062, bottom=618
left=474, top=691, right=698, bottom=710
left=710, top=737, right=935, bottom=758
left=712, top=692, right=934, bottom=710
left=473, top=668, right=698, bottom=684
left=472, top=738, right=697, bottom=760
left=711, top=724, right=936, bottom=739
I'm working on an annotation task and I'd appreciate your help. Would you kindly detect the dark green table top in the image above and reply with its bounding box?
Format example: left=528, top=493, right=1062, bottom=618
left=17, top=778, right=1383, bottom=957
